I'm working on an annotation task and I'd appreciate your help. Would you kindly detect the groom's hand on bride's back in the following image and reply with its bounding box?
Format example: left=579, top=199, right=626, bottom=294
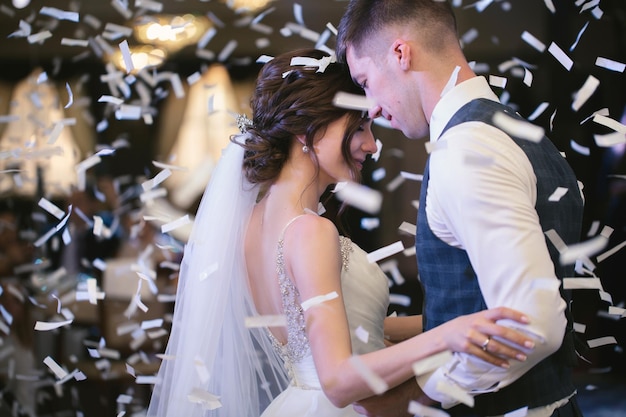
left=352, top=378, right=435, bottom=417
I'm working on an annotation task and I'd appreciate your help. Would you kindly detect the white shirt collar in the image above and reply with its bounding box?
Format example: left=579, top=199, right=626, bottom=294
left=429, top=76, right=500, bottom=142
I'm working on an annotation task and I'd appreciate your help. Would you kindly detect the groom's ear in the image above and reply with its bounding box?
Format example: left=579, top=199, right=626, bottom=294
left=391, top=39, right=412, bottom=71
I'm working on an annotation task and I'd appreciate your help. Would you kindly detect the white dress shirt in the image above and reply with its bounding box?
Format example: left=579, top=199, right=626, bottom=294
left=416, top=76, right=573, bottom=416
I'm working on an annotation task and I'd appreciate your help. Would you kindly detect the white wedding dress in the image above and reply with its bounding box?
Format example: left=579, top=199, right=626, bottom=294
left=260, top=216, right=390, bottom=416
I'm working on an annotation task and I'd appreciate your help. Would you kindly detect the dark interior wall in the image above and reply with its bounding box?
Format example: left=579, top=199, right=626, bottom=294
left=0, top=1, right=624, bottom=414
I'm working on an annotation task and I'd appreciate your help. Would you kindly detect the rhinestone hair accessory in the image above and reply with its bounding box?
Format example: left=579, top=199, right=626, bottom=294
left=236, top=113, right=253, bottom=134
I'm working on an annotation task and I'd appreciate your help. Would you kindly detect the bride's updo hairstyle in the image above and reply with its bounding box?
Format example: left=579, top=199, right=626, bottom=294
left=240, top=48, right=367, bottom=185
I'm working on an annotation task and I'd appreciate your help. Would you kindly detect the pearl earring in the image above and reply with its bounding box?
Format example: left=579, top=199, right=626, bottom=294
left=302, top=145, right=309, bottom=153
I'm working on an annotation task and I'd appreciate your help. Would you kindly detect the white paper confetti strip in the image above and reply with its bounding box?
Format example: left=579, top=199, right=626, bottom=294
left=0, top=115, right=19, bottom=123
left=92, top=258, right=107, bottom=271
left=595, top=57, right=625, bottom=73
left=38, top=198, right=65, bottom=220
left=569, top=21, right=589, bottom=52
left=27, top=30, right=52, bottom=44
left=332, top=92, right=374, bottom=111
left=187, top=387, right=222, bottom=410
left=47, top=121, right=63, bottom=144
left=348, top=355, right=388, bottom=395
left=587, top=336, right=618, bottom=349
left=441, top=66, right=461, bottom=97
left=361, top=217, right=380, bottom=231
left=301, top=291, right=338, bottom=312
left=435, top=380, right=474, bottom=407
left=40, top=6, right=79, bottom=22
left=83, top=14, right=101, bottom=29
left=489, top=75, right=507, bottom=89
left=0, top=309, right=11, bottom=327
left=521, top=31, right=546, bottom=52
left=596, top=239, right=626, bottom=263
left=34, top=319, right=73, bottom=331
left=291, top=56, right=334, bottom=73
left=580, top=0, right=601, bottom=13
left=161, top=214, right=191, bottom=234
left=527, top=102, right=549, bottom=121
left=593, top=114, right=626, bottom=134
left=386, top=174, right=405, bottom=192
left=460, top=28, right=479, bottom=47
left=115, top=104, right=142, bottom=120
left=408, top=401, right=451, bottom=417
left=573, top=322, right=587, bottom=333
left=380, top=259, right=404, bottom=285
left=136, top=375, right=159, bottom=384
left=372, top=139, right=382, bottom=162
left=98, top=95, right=124, bottom=105
left=244, top=315, right=287, bottom=328
left=608, top=306, right=626, bottom=318
left=548, top=187, right=569, bottom=202
left=43, top=356, right=68, bottom=379
left=117, top=394, right=133, bottom=405
left=218, top=40, right=238, bottom=62
left=64, top=82, right=74, bottom=108
left=141, top=319, right=163, bottom=330
left=398, top=221, right=416, bottom=236
left=334, top=182, right=382, bottom=214
left=111, top=0, right=133, bottom=20
left=572, top=75, right=600, bottom=111
left=581, top=108, right=609, bottom=125
left=473, top=0, right=495, bottom=12
left=256, top=54, right=273, bottom=64
left=400, top=171, right=424, bottom=182
left=136, top=0, right=163, bottom=13
left=559, top=234, right=608, bottom=265
left=371, top=168, right=386, bottom=182
left=545, top=229, right=568, bottom=253
left=142, top=168, right=172, bottom=191
left=355, top=326, right=370, bottom=344
left=492, top=111, right=545, bottom=143
left=570, top=139, right=590, bottom=156
left=594, top=132, right=626, bottom=147
left=522, top=67, right=533, bottom=87
left=119, top=39, right=134, bottom=73
left=562, top=277, right=603, bottom=290
left=194, top=357, right=210, bottom=384
left=548, top=42, right=573, bottom=71
left=104, top=22, right=133, bottom=41
left=412, top=350, right=453, bottom=376
left=505, top=406, right=529, bottom=417
left=152, top=160, right=189, bottom=172
left=366, top=241, right=404, bottom=264
left=8, top=19, right=31, bottom=38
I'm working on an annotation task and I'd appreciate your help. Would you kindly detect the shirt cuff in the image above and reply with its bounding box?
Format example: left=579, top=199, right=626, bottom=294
left=415, top=355, right=505, bottom=409
left=416, top=368, right=461, bottom=408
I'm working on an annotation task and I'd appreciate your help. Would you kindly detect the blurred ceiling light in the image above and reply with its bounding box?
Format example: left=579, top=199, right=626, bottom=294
left=110, top=45, right=167, bottom=74
left=134, top=14, right=210, bottom=53
left=11, top=0, right=30, bottom=9
left=223, top=0, right=275, bottom=13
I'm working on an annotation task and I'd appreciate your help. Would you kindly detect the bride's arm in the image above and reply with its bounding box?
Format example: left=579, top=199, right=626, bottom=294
left=286, top=216, right=535, bottom=409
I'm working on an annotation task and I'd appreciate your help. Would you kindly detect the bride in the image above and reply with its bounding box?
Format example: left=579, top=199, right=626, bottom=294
left=146, top=48, right=536, bottom=417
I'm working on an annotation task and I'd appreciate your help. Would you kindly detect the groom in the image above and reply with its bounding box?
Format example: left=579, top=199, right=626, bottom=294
left=335, top=1, right=584, bottom=416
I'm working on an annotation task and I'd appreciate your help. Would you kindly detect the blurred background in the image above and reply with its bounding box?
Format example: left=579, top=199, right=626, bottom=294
left=0, top=0, right=624, bottom=416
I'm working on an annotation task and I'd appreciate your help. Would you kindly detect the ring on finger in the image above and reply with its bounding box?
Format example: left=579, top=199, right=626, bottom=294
left=481, top=337, right=491, bottom=351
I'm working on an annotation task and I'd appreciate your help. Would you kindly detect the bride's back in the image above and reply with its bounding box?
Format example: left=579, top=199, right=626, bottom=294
left=244, top=198, right=296, bottom=344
